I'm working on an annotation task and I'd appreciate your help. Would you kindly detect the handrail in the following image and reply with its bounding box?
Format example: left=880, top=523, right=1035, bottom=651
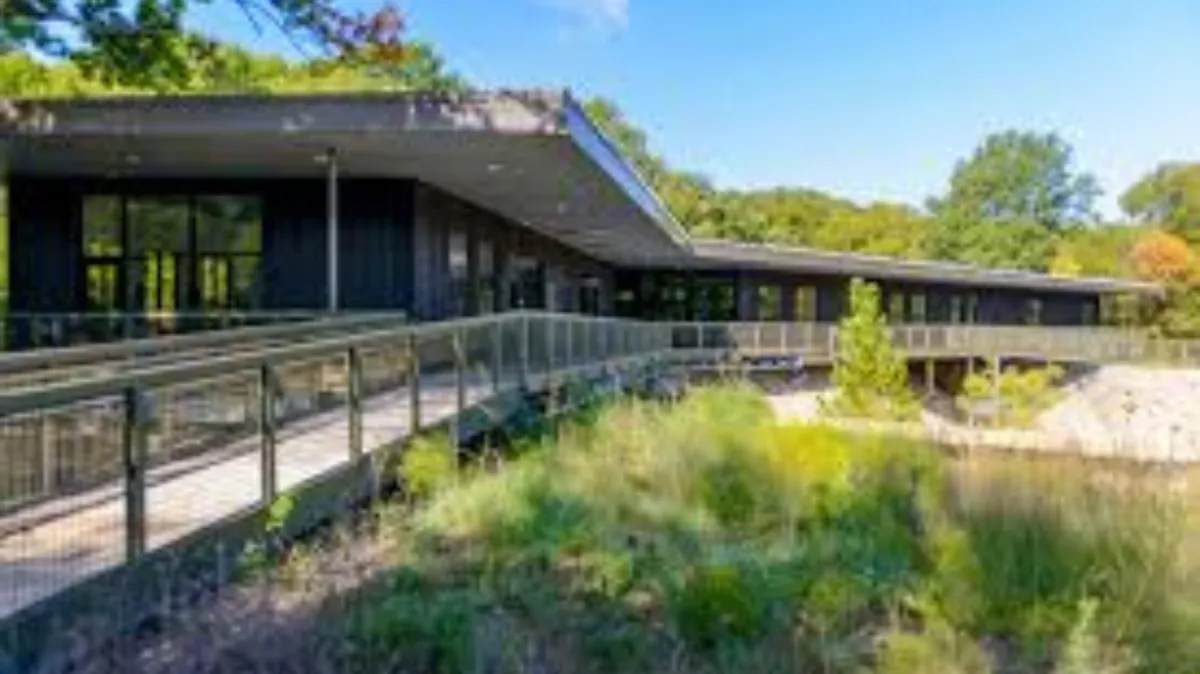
left=0, top=312, right=408, bottom=375
left=0, top=311, right=664, bottom=417
left=2, top=312, right=1198, bottom=668
left=664, top=321, right=1200, bottom=366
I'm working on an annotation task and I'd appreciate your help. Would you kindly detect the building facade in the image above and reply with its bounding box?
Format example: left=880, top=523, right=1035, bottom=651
left=0, top=91, right=1154, bottom=347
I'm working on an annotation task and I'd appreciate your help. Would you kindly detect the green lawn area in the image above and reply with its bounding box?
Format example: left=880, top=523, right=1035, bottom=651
left=298, top=385, right=1199, bottom=674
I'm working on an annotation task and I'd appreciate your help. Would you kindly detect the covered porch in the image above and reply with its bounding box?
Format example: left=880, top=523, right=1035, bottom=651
left=0, top=91, right=690, bottom=348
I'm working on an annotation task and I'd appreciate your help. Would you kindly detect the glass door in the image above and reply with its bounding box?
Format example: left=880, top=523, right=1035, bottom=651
left=127, top=196, right=189, bottom=334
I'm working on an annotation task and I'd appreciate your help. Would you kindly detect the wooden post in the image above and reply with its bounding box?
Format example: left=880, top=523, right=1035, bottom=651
left=520, top=315, right=531, bottom=388
left=123, top=386, right=149, bottom=563
left=348, top=347, right=363, bottom=460
left=259, top=363, right=277, bottom=503
left=990, top=355, right=1001, bottom=428
left=408, top=333, right=421, bottom=433
left=40, top=415, right=57, bottom=498
left=491, top=320, right=502, bottom=393
left=453, top=330, right=466, bottom=446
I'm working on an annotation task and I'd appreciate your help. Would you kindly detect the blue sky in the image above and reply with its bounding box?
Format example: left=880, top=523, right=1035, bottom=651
left=195, top=0, right=1200, bottom=217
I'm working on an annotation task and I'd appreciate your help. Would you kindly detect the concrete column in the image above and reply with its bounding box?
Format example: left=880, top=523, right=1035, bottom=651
left=780, top=280, right=797, bottom=322
left=924, top=359, right=935, bottom=397
left=736, top=273, right=757, bottom=321
left=323, top=148, right=339, bottom=312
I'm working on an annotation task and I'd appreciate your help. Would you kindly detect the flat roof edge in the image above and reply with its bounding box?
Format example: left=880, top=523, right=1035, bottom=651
left=0, top=89, right=572, bottom=138
left=692, top=239, right=1162, bottom=295
left=559, top=93, right=692, bottom=252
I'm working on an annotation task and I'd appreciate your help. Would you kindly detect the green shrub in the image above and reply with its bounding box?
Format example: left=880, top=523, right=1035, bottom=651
left=958, top=364, right=1065, bottom=428
left=400, top=434, right=458, bottom=501
left=332, top=386, right=1195, bottom=674
left=825, top=278, right=919, bottom=421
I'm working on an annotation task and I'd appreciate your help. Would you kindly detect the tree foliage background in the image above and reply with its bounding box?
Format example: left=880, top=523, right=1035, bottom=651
left=3, top=2, right=1200, bottom=334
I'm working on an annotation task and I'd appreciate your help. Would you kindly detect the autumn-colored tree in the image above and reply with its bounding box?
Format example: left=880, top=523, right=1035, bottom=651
left=1130, top=229, right=1196, bottom=285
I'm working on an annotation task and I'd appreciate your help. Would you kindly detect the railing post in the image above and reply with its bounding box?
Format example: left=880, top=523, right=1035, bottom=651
left=565, top=319, right=574, bottom=370
left=453, top=329, right=466, bottom=446
left=123, top=386, right=150, bottom=563
left=348, top=346, right=363, bottom=461
left=259, top=362, right=277, bottom=503
left=546, top=315, right=555, bottom=374
left=491, top=320, right=503, bottom=393
left=408, top=333, right=421, bottom=432
left=520, top=315, right=531, bottom=388
left=39, top=414, right=57, bottom=499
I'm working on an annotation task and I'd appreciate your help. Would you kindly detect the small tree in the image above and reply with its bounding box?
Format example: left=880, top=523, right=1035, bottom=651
left=824, top=278, right=917, bottom=421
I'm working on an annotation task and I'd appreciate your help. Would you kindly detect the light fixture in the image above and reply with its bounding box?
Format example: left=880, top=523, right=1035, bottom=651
left=486, top=162, right=504, bottom=173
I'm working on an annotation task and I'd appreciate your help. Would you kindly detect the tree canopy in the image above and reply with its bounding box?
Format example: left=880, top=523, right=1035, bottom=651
left=1, top=0, right=444, bottom=93
left=1121, top=162, right=1200, bottom=243
left=4, top=17, right=1200, bottom=335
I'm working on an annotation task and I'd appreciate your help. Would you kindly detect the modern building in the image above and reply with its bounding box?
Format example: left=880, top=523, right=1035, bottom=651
left=0, top=90, right=1156, bottom=345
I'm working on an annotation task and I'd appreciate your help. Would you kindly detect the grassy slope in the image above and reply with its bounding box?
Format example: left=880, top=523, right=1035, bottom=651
left=327, top=386, right=1199, bottom=674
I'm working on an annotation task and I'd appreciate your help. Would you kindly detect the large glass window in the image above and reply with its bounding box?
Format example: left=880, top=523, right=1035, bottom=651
left=1025, top=298, right=1043, bottom=325
left=509, top=255, right=543, bottom=310
left=757, top=285, right=782, bottom=321
left=476, top=238, right=495, bottom=314
left=578, top=276, right=602, bottom=316
left=949, top=295, right=963, bottom=324
left=82, top=196, right=123, bottom=313
left=909, top=293, right=928, bottom=323
left=888, top=292, right=906, bottom=323
left=794, top=285, right=817, bottom=322
left=80, top=193, right=263, bottom=320
left=966, top=293, right=980, bottom=324
left=448, top=229, right=469, bottom=317
left=196, top=196, right=263, bottom=311
left=694, top=277, right=736, bottom=321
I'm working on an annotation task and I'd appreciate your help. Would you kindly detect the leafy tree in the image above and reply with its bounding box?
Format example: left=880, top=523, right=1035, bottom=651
left=1050, top=224, right=1140, bottom=279
left=2, top=0, right=412, bottom=90
left=1130, top=229, right=1195, bottom=285
left=824, top=278, right=917, bottom=421
left=926, top=130, right=1100, bottom=270
left=929, top=130, right=1100, bottom=230
left=1121, top=162, right=1200, bottom=243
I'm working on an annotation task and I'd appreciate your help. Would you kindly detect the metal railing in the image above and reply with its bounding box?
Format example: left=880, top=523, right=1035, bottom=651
left=0, top=312, right=412, bottom=389
left=0, top=311, right=671, bottom=635
left=4, top=313, right=1200, bottom=667
left=667, top=322, right=1200, bottom=367
left=0, top=310, right=372, bottom=352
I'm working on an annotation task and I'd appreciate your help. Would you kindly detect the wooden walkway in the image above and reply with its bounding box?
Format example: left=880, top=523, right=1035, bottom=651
left=0, top=374, right=504, bottom=620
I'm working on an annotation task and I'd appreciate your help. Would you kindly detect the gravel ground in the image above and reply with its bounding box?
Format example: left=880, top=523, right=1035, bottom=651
left=768, top=364, right=1200, bottom=464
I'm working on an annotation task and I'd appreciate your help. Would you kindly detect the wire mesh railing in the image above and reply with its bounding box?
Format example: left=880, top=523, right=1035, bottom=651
left=0, top=311, right=672, bottom=631
left=0, top=312, right=410, bottom=390
left=667, top=322, right=1200, bottom=367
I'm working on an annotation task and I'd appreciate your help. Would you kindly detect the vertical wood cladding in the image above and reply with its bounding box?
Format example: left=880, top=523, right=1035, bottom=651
left=412, top=182, right=616, bottom=321
left=8, top=177, right=79, bottom=314
left=5, top=175, right=1112, bottom=329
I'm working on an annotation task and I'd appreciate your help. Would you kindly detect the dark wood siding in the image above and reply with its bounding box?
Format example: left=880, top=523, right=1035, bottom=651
left=8, top=177, right=79, bottom=314
left=413, top=182, right=615, bottom=321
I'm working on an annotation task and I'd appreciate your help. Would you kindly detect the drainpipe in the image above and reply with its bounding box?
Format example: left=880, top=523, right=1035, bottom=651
left=324, top=147, right=339, bottom=313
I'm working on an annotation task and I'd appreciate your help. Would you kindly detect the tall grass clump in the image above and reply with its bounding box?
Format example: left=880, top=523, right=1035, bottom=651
left=330, top=385, right=1198, bottom=673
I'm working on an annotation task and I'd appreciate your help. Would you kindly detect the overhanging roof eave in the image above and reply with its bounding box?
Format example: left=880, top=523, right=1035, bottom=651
left=559, top=93, right=692, bottom=254
left=689, top=240, right=1162, bottom=296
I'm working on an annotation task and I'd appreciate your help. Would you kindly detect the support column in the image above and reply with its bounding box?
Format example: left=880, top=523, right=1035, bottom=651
left=990, top=355, right=1002, bottom=427
left=324, top=147, right=339, bottom=312
left=924, top=359, right=935, bottom=397
left=736, top=273, right=756, bottom=321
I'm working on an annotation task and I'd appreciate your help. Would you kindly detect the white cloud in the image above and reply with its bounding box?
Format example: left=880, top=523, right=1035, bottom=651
left=538, top=0, right=629, bottom=30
